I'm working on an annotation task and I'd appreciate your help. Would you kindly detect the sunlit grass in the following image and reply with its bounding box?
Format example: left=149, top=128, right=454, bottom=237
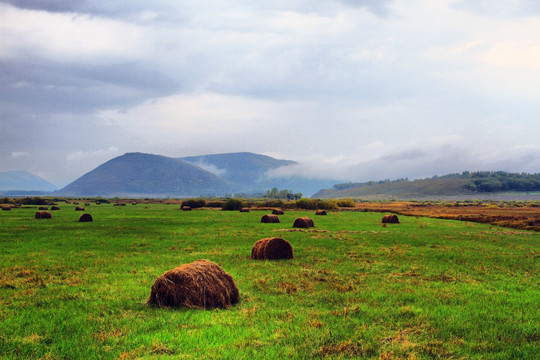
left=1, top=203, right=538, bottom=359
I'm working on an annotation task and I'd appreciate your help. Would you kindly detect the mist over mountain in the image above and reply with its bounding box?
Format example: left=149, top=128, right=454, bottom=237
left=0, top=171, right=57, bottom=192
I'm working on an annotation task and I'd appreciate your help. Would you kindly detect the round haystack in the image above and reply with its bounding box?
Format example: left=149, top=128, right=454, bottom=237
left=147, top=259, right=239, bottom=309
left=35, top=211, right=52, bottom=219
left=272, top=209, right=285, bottom=215
left=84, top=202, right=90, bottom=206
left=75, top=206, right=85, bottom=211
left=38, top=206, right=48, bottom=210
left=239, top=208, right=250, bottom=213
left=261, top=214, right=280, bottom=223
left=1, top=205, right=11, bottom=211
left=251, top=237, right=294, bottom=260
left=78, top=213, right=93, bottom=222
left=382, top=214, right=400, bottom=224
left=182, top=206, right=192, bottom=211
left=293, top=217, right=314, bottom=228
left=315, top=210, right=327, bottom=215
left=51, top=206, right=60, bottom=211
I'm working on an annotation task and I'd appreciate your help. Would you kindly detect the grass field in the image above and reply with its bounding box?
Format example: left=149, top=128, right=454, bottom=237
left=0, top=203, right=538, bottom=359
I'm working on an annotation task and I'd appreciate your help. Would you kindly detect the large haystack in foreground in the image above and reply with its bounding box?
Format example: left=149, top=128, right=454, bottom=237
left=293, top=217, right=314, bottom=228
left=382, top=214, right=400, bottom=224
left=251, top=237, right=294, bottom=260
left=261, top=214, right=280, bottom=223
left=147, top=259, right=239, bottom=309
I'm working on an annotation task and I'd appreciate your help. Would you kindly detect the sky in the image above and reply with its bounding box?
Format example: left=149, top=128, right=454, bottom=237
left=1, top=0, right=539, bottom=188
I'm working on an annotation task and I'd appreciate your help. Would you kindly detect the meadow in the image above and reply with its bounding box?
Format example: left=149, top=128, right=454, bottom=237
left=0, top=203, right=538, bottom=359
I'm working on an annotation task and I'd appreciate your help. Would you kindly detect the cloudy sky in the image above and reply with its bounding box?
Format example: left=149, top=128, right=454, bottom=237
left=1, top=0, right=539, bottom=187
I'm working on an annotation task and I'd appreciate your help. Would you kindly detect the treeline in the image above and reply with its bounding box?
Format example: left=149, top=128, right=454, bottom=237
left=463, top=171, right=540, bottom=192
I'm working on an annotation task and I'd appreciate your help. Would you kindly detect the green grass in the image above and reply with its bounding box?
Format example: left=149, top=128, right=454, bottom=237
left=1, top=204, right=538, bottom=359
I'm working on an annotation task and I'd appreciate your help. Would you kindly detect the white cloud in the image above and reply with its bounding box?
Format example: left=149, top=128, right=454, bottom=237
left=11, top=151, right=29, bottom=159
left=66, top=147, right=120, bottom=162
left=0, top=3, right=146, bottom=62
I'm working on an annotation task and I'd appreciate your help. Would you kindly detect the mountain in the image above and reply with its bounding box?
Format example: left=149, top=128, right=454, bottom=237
left=180, top=152, right=339, bottom=195
left=56, top=153, right=231, bottom=197
left=0, top=171, right=56, bottom=192
left=179, top=152, right=295, bottom=186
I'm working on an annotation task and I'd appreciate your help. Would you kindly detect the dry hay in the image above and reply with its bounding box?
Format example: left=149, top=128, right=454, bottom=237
left=38, top=206, right=48, bottom=210
left=35, top=211, right=52, bottom=219
left=239, top=208, right=250, bottom=212
left=251, top=237, right=294, bottom=260
left=1, top=205, right=11, bottom=211
left=182, top=206, right=192, bottom=211
left=315, top=210, right=327, bottom=215
left=382, top=214, right=400, bottom=224
left=261, top=214, right=280, bottom=223
left=78, top=213, right=93, bottom=222
left=75, top=207, right=85, bottom=211
left=293, top=217, right=314, bottom=228
left=84, top=202, right=90, bottom=206
left=272, top=209, right=285, bottom=215
left=147, top=259, right=239, bottom=309
left=51, top=206, right=60, bottom=211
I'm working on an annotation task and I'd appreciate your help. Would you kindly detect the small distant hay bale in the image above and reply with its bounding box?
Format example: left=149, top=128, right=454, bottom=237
left=84, top=202, right=90, bottom=206
left=272, top=209, right=284, bottom=215
left=147, top=259, right=239, bottom=309
left=51, top=206, right=60, bottom=211
left=182, top=206, right=192, bottom=211
left=75, top=206, right=85, bottom=211
left=293, top=217, right=314, bottom=228
left=239, top=208, right=250, bottom=213
left=315, top=210, right=327, bottom=215
left=132, top=202, right=138, bottom=205
left=382, top=214, right=400, bottom=224
left=251, top=237, right=294, bottom=260
left=35, top=211, right=52, bottom=219
left=1, top=205, right=11, bottom=211
left=72, top=202, right=79, bottom=205
left=261, top=214, right=280, bottom=223
left=78, top=213, right=93, bottom=222
left=38, top=206, right=48, bottom=210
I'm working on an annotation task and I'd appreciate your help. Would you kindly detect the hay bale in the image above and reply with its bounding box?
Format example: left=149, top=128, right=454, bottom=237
left=75, top=206, right=85, bottom=211
left=84, top=202, right=90, bottom=206
left=382, top=214, right=399, bottom=224
left=293, top=217, right=314, bottom=228
left=51, top=206, right=60, bottom=211
left=272, top=209, right=285, bottom=215
left=1, top=205, right=11, bottom=211
left=182, top=206, right=192, bottom=211
left=35, top=211, right=52, bottom=219
left=251, top=237, right=294, bottom=260
left=261, top=214, right=280, bottom=223
left=315, top=210, right=327, bottom=215
left=38, top=206, right=48, bottom=210
left=239, top=208, right=250, bottom=213
left=147, top=259, right=239, bottom=309
left=78, top=213, right=93, bottom=222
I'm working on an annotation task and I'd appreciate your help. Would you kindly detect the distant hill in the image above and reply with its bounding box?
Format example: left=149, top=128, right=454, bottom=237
left=313, top=171, right=540, bottom=199
left=180, top=152, right=339, bottom=195
left=56, top=153, right=231, bottom=197
left=0, top=171, right=56, bottom=192
left=313, top=178, right=472, bottom=199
